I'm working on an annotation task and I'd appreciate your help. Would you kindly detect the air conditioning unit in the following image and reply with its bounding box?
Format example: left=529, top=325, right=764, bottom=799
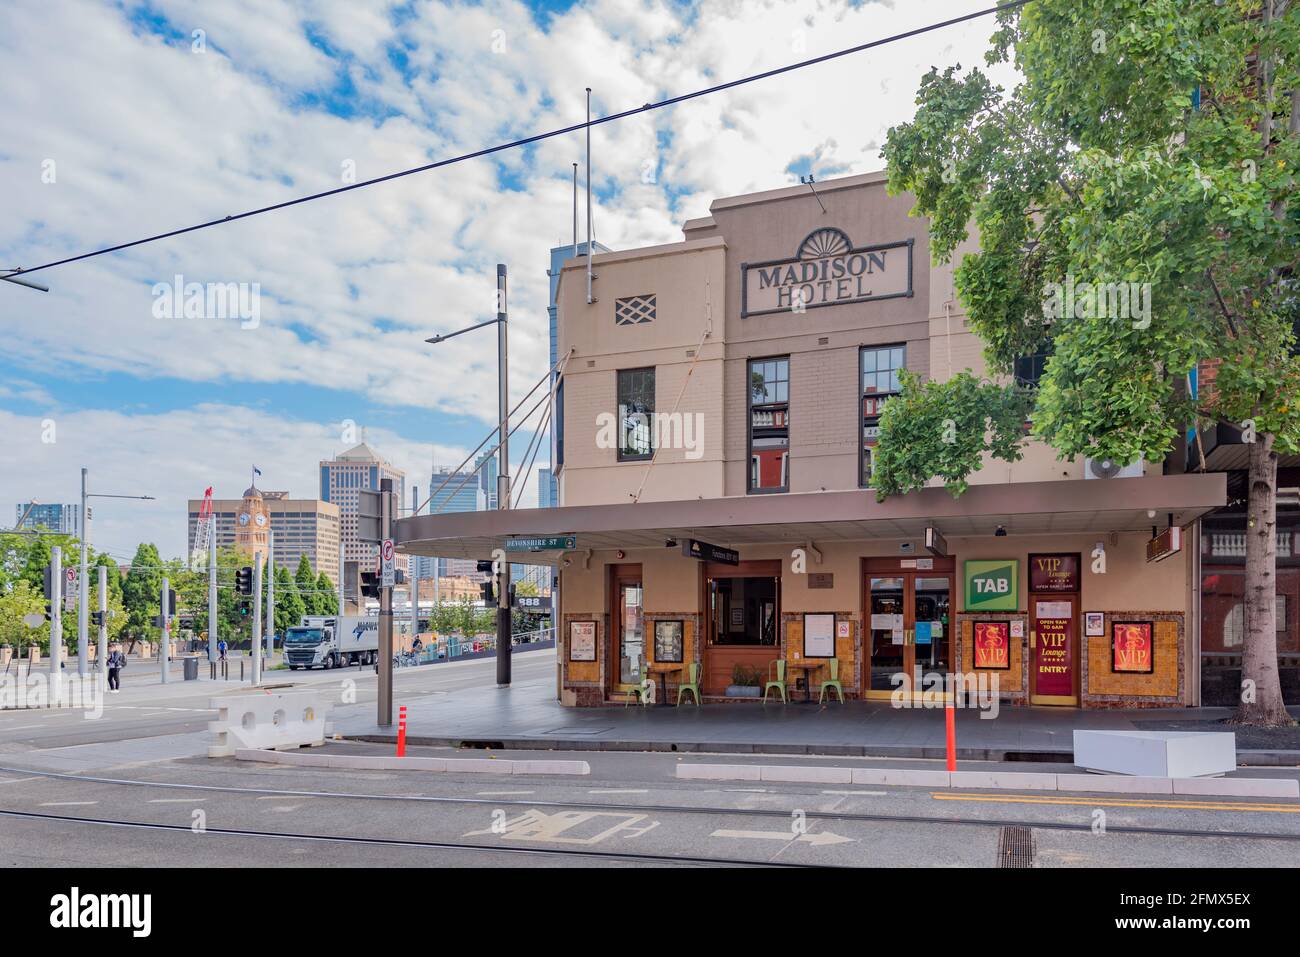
left=1084, top=456, right=1145, bottom=480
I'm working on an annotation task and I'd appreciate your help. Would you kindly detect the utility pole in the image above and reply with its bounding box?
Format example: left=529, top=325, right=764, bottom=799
left=378, top=478, right=393, bottom=727
left=49, top=545, right=62, bottom=680
left=266, top=530, right=275, bottom=660
left=251, top=554, right=263, bottom=685
left=410, top=486, right=419, bottom=641
left=208, top=518, right=217, bottom=663
left=338, top=551, right=345, bottom=617
left=78, top=468, right=88, bottom=676
left=496, top=263, right=512, bottom=688
left=96, top=564, right=108, bottom=682
left=159, top=575, right=170, bottom=684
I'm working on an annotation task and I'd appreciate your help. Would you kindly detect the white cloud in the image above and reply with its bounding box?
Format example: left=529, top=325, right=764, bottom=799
left=0, top=0, right=1015, bottom=551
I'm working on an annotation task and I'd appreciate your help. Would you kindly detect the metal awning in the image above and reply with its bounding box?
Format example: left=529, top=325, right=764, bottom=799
left=393, top=473, right=1227, bottom=566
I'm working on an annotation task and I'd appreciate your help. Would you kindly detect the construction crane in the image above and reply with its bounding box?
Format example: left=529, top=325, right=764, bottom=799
left=191, top=486, right=214, bottom=568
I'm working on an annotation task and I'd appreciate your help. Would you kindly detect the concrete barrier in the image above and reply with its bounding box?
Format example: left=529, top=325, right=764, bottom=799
left=209, top=693, right=328, bottom=758
left=1073, top=730, right=1236, bottom=777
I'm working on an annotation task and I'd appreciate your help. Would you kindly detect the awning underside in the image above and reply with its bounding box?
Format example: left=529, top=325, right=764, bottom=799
left=394, top=474, right=1227, bottom=566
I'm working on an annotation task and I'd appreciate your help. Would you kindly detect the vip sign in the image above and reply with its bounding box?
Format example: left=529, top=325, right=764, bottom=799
left=964, top=560, right=1019, bottom=612
left=742, top=228, right=913, bottom=318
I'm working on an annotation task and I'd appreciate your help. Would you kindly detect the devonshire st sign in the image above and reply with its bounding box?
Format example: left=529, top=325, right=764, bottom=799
left=742, top=227, right=913, bottom=318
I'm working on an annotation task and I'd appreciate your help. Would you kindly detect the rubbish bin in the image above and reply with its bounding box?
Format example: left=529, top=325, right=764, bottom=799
left=183, top=656, right=199, bottom=681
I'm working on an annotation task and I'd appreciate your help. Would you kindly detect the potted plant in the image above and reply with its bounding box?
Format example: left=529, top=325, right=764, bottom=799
left=725, top=664, right=763, bottom=698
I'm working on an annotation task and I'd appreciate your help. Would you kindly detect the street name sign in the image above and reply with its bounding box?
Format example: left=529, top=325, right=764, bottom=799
left=505, top=535, right=576, bottom=551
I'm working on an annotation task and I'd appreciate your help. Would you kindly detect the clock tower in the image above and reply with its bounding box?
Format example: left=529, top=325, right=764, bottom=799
left=234, top=484, right=270, bottom=555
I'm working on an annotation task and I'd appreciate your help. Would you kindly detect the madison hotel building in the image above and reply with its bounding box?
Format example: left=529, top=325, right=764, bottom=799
left=399, top=171, right=1299, bottom=711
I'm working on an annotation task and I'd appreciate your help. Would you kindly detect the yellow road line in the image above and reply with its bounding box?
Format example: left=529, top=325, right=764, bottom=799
left=931, top=792, right=1300, bottom=814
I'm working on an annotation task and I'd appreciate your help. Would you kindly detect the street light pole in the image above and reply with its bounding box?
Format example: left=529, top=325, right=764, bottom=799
left=495, top=263, right=512, bottom=688
left=76, top=471, right=154, bottom=677
left=423, top=265, right=514, bottom=688
left=78, top=469, right=87, bottom=676
left=266, top=530, right=275, bottom=659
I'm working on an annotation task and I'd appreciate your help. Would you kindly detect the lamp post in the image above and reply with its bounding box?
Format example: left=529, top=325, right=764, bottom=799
left=78, top=468, right=154, bottom=676
left=424, top=264, right=512, bottom=686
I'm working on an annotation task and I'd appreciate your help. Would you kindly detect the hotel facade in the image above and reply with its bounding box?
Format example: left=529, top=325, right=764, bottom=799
left=398, top=171, right=1237, bottom=709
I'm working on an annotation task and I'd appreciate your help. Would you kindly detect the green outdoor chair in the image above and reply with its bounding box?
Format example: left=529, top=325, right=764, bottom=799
left=624, top=664, right=653, bottom=707
left=676, top=662, right=701, bottom=706
left=818, top=658, right=845, bottom=704
left=763, top=659, right=788, bottom=704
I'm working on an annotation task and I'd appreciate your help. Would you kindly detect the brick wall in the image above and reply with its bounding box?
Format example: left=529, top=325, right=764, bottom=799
left=1084, top=613, right=1182, bottom=705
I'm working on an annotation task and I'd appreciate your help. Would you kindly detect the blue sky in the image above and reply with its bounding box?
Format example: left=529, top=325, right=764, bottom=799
left=0, top=0, right=1009, bottom=559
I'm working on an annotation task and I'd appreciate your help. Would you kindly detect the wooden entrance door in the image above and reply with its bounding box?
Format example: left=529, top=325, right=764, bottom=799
left=608, top=564, right=644, bottom=695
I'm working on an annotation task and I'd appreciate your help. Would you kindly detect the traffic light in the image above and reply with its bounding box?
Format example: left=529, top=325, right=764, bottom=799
left=167, top=588, right=177, bottom=617
left=43, top=601, right=53, bottom=622
left=235, top=566, right=252, bottom=595
left=479, top=580, right=496, bottom=606
left=476, top=560, right=495, bottom=574
left=238, top=600, right=250, bottom=618
left=91, top=610, right=104, bottom=627
left=360, top=571, right=380, bottom=599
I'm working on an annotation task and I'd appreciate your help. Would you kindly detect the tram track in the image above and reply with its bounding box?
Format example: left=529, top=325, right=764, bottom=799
left=3, top=764, right=1299, bottom=844
left=0, top=807, right=806, bottom=867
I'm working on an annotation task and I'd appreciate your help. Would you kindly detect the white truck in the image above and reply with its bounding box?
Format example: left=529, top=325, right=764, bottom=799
left=284, top=615, right=393, bottom=670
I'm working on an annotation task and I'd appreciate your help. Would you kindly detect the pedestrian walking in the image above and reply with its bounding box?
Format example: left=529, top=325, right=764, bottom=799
left=106, top=644, right=126, bottom=693
left=218, top=638, right=228, bottom=661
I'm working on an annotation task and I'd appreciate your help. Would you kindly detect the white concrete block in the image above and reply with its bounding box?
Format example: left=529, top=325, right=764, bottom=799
left=1056, top=773, right=1174, bottom=794
left=675, top=763, right=762, bottom=781
left=1171, top=777, right=1300, bottom=799
left=950, top=770, right=1058, bottom=791
left=208, top=693, right=328, bottom=758
left=851, top=768, right=952, bottom=788
left=759, top=765, right=853, bottom=784
left=1073, top=730, right=1236, bottom=777
left=510, top=760, right=591, bottom=776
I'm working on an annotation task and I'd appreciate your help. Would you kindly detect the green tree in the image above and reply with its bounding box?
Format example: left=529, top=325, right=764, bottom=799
left=0, top=580, right=44, bottom=655
left=274, top=566, right=305, bottom=636
left=295, top=555, right=319, bottom=616
left=315, top=572, right=338, bottom=615
left=121, top=543, right=163, bottom=645
left=876, top=0, right=1299, bottom=724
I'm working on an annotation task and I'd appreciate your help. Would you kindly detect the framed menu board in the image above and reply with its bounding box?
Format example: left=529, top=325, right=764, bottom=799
left=1111, top=621, right=1154, bottom=674
left=569, top=620, right=596, bottom=662
left=803, top=613, right=835, bottom=658
left=654, top=620, right=684, bottom=663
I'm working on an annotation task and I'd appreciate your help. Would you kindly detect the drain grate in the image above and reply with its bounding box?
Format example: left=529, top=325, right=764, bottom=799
left=996, top=826, right=1036, bottom=868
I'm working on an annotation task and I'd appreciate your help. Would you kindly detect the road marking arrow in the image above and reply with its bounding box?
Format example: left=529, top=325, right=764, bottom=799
left=710, top=828, right=854, bottom=846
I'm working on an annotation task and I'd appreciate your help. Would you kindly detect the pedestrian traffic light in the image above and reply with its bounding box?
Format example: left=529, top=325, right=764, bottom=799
left=235, top=566, right=252, bottom=595
left=238, top=600, right=250, bottom=618
left=91, top=610, right=104, bottom=627
left=43, top=601, right=53, bottom=622
left=479, top=580, right=496, bottom=606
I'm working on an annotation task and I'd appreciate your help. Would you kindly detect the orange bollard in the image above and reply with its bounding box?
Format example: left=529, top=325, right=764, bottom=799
left=944, top=703, right=956, bottom=772
left=397, top=705, right=407, bottom=758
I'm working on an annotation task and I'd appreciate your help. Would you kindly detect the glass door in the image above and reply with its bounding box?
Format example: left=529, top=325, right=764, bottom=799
left=865, top=568, right=954, bottom=698
left=913, top=577, right=952, bottom=674
left=617, top=582, right=644, bottom=687
left=867, top=577, right=906, bottom=692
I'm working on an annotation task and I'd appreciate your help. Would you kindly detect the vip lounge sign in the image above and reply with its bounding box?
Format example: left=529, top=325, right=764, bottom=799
left=741, top=228, right=913, bottom=318
left=964, top=560, right=1019, bottom=612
